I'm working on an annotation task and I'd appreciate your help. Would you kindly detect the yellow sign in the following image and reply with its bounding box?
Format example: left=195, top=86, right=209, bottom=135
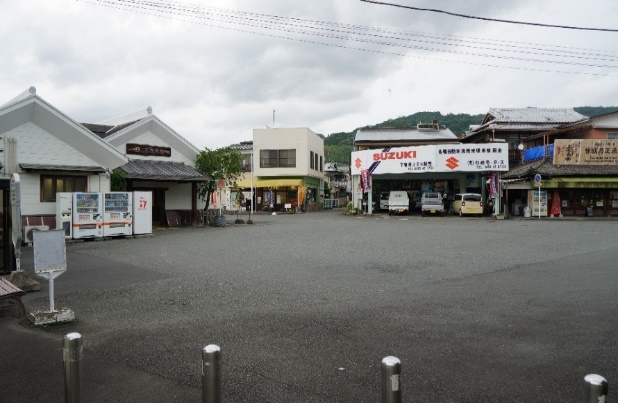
left=554, top=139, right=618, bottom=165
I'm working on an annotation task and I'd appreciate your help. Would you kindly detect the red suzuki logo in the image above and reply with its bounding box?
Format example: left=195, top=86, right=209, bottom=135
left=355, top=157, right=362, bottom=169
left=445, top=157, right=459, bottom=170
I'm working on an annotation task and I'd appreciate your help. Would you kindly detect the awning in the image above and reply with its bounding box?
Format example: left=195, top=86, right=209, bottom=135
left=540, top=177, right=618, bottom=189
left=20, top=163, right=107, bottom=173
left=235, top=177, right=303, bottom=188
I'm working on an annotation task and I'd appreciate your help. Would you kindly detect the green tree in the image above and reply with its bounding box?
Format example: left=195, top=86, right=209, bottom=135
left=194, top=147, right=244, bottom=211
left=110, top=168, right=126, bottom=191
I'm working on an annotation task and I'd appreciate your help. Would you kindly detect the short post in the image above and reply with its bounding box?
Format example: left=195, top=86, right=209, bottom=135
left=63, top=332, right=83, bottom=403
left=584, top=374, right=608, bottom=403
left=202, top=344, right=221, bottom=403
left=381, top=356, right=401, bottom=403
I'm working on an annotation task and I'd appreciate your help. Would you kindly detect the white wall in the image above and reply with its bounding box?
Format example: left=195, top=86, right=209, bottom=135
left=253, top=128, right=325, bottom=180
left=116, top=131, right=195, bottom=165
left=4, top=122, right=100, bottom=172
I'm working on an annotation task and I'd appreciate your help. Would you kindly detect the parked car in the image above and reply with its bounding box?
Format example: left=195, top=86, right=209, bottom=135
left=388, top=191, right=410, bottom=215
left=379, top=192, right=390, bottom=210
left=421, top=192, right=444, bottom=216
left=451, top=193, right=483, bottom=216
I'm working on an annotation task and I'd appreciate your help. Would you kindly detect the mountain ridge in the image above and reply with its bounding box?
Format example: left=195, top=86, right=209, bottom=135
left=324, top=106, right=618, bottom=163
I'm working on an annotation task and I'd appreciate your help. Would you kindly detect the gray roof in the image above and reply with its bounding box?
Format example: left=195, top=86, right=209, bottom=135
left=484, top=107, right=586, bottom=124
left=502, top=159, right=618, bottom=179
left=118, top=160, right=207, bottom=182
left=355, top=127, right=458, bottom=142
left=81, top=120, right=143, bottom=139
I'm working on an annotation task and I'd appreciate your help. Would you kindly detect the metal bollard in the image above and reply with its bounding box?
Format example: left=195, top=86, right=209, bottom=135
left=584, top=374, right=608, bottom=403
left=63, top=332, right=83, bottom=403
left=202, top=344, right=222, bottom=403
left=381, top=356, right=401, bottom=403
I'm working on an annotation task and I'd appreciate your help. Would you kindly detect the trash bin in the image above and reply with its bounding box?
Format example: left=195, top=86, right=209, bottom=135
left=523, top=207, right=531, bottom=218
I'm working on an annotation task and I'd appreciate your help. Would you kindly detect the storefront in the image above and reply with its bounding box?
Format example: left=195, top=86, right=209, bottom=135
left=351, top=144, right=510, bottom=214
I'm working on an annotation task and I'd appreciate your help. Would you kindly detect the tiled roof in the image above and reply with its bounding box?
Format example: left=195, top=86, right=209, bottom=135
left=81, top=120, right=143, bottom=139
left=20, top=163, right=107, bottom=173
left=484, top=108, right=586, bottom=124
left=502, top=158, right=618, bottom=179
left=355, top=127, right=458, bottom=142
left=118, top=160, right=207, bottom=181
left=81, top=123, right=114, bottom=139
left=230, top=143, right=254, bottom=150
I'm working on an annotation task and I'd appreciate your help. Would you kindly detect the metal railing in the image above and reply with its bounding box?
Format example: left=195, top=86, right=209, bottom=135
left=62, top=333, right=609, bottom=402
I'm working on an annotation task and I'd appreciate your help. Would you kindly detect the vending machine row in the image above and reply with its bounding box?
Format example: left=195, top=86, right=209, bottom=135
left=55, top=191, right=152, bottom=239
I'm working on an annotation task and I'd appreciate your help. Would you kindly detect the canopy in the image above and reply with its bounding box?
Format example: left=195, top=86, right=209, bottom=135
left=235, top=177, right=303, bottom=188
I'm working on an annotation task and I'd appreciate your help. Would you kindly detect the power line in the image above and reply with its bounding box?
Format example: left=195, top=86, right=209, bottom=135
left=359, top=0, right=618, bottom=33
left=77, top=0, right=618, bottom=76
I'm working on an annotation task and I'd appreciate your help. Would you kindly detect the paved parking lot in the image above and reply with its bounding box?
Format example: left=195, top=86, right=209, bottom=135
left=2, top=210, right=617, bottom=402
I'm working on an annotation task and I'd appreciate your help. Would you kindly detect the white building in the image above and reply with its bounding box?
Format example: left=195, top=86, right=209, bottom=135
left=0, top=87, right=207, bottom=230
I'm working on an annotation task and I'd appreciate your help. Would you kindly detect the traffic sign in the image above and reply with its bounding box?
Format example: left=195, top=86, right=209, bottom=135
left=217, top=179, right=225, bottom=188
left=534, top=174, right=542, bottom=185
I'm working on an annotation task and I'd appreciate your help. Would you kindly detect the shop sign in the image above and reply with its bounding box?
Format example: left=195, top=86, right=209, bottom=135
left=126, top=143, right=171, bottom=157
left=351, top=144, right=509, bottom=175
left=554, top=139, right=618, bottom=165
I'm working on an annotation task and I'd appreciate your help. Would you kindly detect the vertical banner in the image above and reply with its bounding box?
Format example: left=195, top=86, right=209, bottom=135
left=551, top=189, right=562, bottom=216
left=361, top=169, right=369, bottom=193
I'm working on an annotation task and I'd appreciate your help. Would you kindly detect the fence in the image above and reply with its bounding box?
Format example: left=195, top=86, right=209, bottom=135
left=61, top=333, right=609, bottom=403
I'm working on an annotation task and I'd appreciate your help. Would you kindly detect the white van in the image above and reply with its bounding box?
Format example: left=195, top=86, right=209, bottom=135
left=379, top=192, right=390, bottom=210
left=388, top=191, right=410, bottom=215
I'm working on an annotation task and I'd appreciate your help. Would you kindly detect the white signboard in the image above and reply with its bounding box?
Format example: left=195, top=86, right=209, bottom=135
left=435, top=144, right=509, bottom=172
left=351, top=144, right=509, bottom=175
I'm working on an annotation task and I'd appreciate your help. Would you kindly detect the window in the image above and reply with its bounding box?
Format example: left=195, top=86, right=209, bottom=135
left=310, top=151, right=315, bottom=169
left=314, top=152, right=318, bottom=171
left=279, top=149, right=296, bottom=167
left=41, top=175, right=87, bottom=202
left=260, top=149, right=296, bottom=168
left=241, top=155, right=252, bottom=172
left=319, top=156, right=323, bottom=172
left=608, top=132, right=618, bottom=139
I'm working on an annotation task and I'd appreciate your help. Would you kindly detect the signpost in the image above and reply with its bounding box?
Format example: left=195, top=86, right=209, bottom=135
left=10, top=173, right=22, bottom=271
left=30, top=229, right=75, bottom=325
left=534, top=174, right=542, bottom=219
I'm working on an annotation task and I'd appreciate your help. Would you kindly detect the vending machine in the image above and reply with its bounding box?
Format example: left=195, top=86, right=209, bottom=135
left=55, top=192, right=73, bottom=239
left=103, top=192, right=133, bottom=237
left=72, top=192, right=103, bottom=239
left=132, top=191, right=152, bottom=235
left=527, top=190, right=548, bottom=217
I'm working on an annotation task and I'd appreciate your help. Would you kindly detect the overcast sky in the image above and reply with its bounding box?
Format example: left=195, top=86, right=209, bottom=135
left=2, top=0, right=618, bottom=150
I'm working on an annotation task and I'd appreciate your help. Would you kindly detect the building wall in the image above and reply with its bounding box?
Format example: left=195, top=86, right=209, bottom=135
left=114, top=131, right=195, bottom=165
left=253, top=128, right=325, bottom=180
left=3, top=122, right=100, bottom=174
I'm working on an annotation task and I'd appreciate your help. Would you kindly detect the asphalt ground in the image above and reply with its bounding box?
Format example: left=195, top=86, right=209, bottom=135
left=1, top=210, right=617, bottom=402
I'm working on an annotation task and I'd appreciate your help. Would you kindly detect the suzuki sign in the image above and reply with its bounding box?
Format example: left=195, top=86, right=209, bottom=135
left=351, top=144, right=509, bottom=175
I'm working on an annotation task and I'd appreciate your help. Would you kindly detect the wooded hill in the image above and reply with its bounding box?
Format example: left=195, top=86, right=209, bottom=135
left=324, top=106, right=618, bottom=164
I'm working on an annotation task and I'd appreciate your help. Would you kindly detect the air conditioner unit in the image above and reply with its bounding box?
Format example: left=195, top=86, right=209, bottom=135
left=23, top=225, right=50, bottom=244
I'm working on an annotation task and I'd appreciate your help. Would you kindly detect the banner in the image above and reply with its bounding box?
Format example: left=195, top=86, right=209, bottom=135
left=361, top=169, right=369, bottom=193
left=550, top=190, right=562, bottom=216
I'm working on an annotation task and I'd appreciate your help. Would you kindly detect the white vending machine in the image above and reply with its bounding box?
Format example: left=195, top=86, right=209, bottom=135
left=103, top=192, right=133, bottom=237
left=72, top=192, right=103, bottom=239
left=527, top=190, right=548, bottom=217
left=55, top=192, right=73, bottom=239
left=132, top=191, right=152, bottom=235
